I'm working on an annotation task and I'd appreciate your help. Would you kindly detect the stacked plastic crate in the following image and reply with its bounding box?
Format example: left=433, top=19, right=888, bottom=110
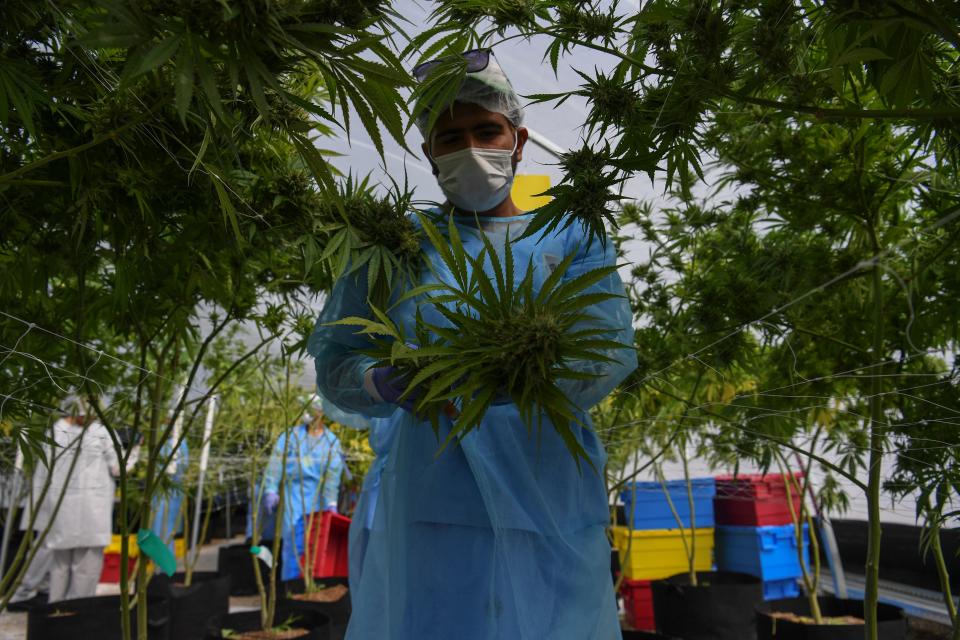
left=100, top=534, right=187, bottom=582
left=613, top=478, right=716, bottom=630
left=713, top=473, right=810, bottom=600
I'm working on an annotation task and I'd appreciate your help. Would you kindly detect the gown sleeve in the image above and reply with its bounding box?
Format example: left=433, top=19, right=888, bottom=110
left=556, top=229, right=637, bottom=410
left=263, top=432, right=285, bottom=495
left=307, top=269, right=397, bottom=419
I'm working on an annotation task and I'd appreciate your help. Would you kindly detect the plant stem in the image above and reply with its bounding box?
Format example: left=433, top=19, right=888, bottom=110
left=656, top=464, right=694, bottom=585
left=932, top=526, right=958, bottom=624
left=928, top=522, right=958, bottom=633
left=778, top=453, right=822, bottom=624
left=680, top=445, right=697, bottom=586
left=864, top=259, right=885, bottom=640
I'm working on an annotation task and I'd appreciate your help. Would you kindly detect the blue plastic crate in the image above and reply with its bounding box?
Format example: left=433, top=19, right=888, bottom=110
left=620, top=478, right=716, bottom=530
left=762, top=577, right=801, bottom=601
left=715, top=523, right=810, bottom=581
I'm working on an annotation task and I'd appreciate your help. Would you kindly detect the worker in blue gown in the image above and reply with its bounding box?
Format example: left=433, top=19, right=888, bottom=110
left=263, top=397, right=345, bottom=581
left=151, top=428, right=189, bottom=555
left=308, top=48, right=636, bottom=639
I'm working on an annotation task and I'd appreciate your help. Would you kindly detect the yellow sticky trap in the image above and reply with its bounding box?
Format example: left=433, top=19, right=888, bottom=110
left=512, top=174, right=552, bottom=212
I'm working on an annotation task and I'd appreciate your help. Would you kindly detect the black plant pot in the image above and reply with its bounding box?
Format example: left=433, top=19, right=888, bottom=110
left=282, top=577, right=351, bottom=640
left=622, top=631, right=679, bottom=639
left=204, top=609, right=331, bottom=640
left=755, top=596, right=906, bottom=640
left=611, top=548, right=621, bottom=584
left=652, top=571, right=764, bottom=640
left=147, top=571, right=231, bottom=640
left=217, top=541, right=280, bottom=596
left=27, top=595, right=170, bottom=640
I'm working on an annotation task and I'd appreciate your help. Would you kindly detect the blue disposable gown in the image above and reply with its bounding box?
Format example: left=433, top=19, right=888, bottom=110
left=308, top=212, right=636, bottom=640
left=347, top=416, right=398, bottom=587
left=264, top=424, right=344, bottom=581
left=151, top=439, right=189, bottom=552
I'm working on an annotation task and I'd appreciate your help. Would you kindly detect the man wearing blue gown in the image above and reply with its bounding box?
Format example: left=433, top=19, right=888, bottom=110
left=151, top=428, right=189, bottom=555
left=263, top=399, right=344, bottom=581
left=308, top=49, right=636, bottom=639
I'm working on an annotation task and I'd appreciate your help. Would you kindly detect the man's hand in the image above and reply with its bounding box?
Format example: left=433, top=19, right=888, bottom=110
left=264, top=491, right=280, bottom=514
left=372, top=365, right=460, bottom=419
left=371, top=365, right=420, bottom=412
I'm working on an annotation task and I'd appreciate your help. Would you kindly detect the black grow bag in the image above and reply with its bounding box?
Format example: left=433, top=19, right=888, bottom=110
left=27, top=594, right=170, bottom=640
left=652, top=571, right=764, bottom=640
left=147, top=571, right=231, bottom=640
left=755, top=596, right=906, bottom=640
left=282, top=577, right=351, bottom=639
left=217, top=541, right=280, bottom=596
left=205, top=609, right=331, bottom=640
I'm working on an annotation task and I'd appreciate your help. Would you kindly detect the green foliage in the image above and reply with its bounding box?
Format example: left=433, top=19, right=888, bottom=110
left=333, top=213, right=627, bottom=469
left=0, top=0, right=410, bottom=429
left=0, top=3, right=409, bottom=632
left=517, top=145, right=628, bottom=245
left=413, top=0, right=960, bottom=241
left=314, top=176, right=424, bottom=308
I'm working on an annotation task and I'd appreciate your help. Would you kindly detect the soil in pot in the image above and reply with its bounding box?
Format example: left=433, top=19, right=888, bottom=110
left=27, top=595, right=170, bottom=640
left=288, top=586, right=347, bottom=603
left=755, top=596, right=906, bottom=640
left=282, top=577, right=350, bottom=640
left=205, top=609, right=331, bottom=640
left=652, top=570, right=765, bottom=640
left=148, top=571, right=231, bottom=640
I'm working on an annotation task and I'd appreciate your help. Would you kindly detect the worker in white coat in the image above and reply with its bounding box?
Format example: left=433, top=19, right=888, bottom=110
left=7, top=454, right=55, bottom=610
left=44, top=398, right=138, bottom=602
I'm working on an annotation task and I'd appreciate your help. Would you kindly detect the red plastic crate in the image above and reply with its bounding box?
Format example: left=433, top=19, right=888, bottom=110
left=302, top=511, right=350, bottom=578
left=713, top=473, right=804, bottom=526
left=620, top=578, right=655, bottom=630
left=99, top=552, right=138, bottom=583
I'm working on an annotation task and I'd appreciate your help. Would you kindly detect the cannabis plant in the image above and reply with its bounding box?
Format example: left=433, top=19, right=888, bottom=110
left=314, top=177, right=424, bottom=308
left=334, top=213, right=627, bottom=469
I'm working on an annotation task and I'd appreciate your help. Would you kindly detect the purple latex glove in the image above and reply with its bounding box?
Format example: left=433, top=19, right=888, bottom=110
left=264, top=491, right=280, bottom=514
left=371, top=365, right=421, bottom=412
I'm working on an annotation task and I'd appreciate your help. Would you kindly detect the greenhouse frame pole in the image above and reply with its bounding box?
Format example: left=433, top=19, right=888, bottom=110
left=526, top=128, right=566, bottom=159
left=0, top=449, right=24, bottom=576
left=190, top=395, right=217, bottom=552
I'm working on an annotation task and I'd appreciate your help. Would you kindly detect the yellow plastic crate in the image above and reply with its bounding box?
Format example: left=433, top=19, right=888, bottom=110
left=105, top=535, right=184, bottom=559
left=104, top=534, right=139, bottom=557
left=612, top=526, right=714, bottom=580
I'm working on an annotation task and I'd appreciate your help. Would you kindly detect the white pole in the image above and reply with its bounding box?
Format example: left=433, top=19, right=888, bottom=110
left=0, top=449, right=25, bottom=575
left=525, top=127, right=566, bottom=159
left=190, top=395, right=217, bottom=552
left=168, top=384, right=185, bottom=475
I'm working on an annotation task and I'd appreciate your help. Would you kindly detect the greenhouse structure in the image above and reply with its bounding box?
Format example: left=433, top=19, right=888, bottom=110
left=1, top=1, right=959, bottom=639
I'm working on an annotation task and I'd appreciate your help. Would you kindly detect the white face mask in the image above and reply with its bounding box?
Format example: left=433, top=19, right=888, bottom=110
left=432, top=134, right=517, bottom=212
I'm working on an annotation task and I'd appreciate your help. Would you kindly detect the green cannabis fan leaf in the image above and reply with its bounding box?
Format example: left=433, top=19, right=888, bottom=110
left=518, top=145, right=627, bottom=246
left=334, top=213, right=628, bottom=470
left=316, top=175, right=424, bottom=308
